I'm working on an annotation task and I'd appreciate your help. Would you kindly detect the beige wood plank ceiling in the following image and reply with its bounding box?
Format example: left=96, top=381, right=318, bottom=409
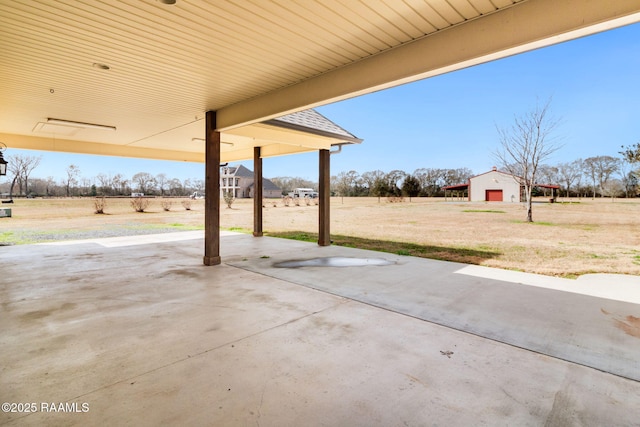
left=1, top=0, right=639, bottom=162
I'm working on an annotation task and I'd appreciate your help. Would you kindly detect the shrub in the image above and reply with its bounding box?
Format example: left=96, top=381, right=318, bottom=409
left=130, top=196, right=150, bottom=212
left=161, top=200, right=173, bottom=211
left=223, top=191, right=235, bottom=208
left=94, top=196, right=107, bottom=214
left=181, top=200, right=192, bottom=210
left=282, top=196, right=291, bottom=207
left=387, top=196, right=404, bottom=203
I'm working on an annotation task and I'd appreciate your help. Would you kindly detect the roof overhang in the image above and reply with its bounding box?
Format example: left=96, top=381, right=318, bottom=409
left=1, top=0, right=639, bottom=162
left=2, top=110, right=360, bottom=163
left=215, top=0, right=640, bottom=130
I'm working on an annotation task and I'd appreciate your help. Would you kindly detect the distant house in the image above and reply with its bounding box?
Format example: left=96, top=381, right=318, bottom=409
left=444, top=167, right=559, bottom=202
left=220, top=165, right=282, bottom=198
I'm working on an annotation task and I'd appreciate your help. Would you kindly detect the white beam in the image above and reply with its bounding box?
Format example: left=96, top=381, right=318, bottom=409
left=216, top=0, right=640, bottom=131
left=2, top=133, right=204, bottom=162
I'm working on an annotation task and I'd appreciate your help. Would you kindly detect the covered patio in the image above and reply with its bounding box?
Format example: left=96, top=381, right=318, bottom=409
left=2, top=1, right=640, bottom=425
left=2, top=0, right=640, bottom=263
left=1, top=232, right=639, bottom=425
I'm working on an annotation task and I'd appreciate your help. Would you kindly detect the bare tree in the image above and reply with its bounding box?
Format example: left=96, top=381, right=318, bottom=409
left=182, top=178, right=193, bottom=194
left=6, top=154, right=42, bottom=197
left=385, top=169, right=406, bottom=196
left=618, top=160, right=636, bottom=198
left=621, top=171, right=638, bottom=197
left=192, top=179, right=205, bottom=193
left=112, top=174, right=129, bottom=195
left=360, top=170, right=385, bottom=194
left=537, top=164, right=559, bottom=197
left=44, top=176, right=57, bottom=196
left=132, top=172, right=156, bottom=194
left=270, top=176, right=317, bottom=196
left=601, top=179, right=624, bottom=200
left=620, top=142, right=640, bottom=164
left=620, top=142, right=640, bottom=197
left=80, top=177, right=92, bottom=195
left=20, top=154, right=41, bottom=195
left=414, top=168, right=445, bottom=197
left=167, top=178, right=184, bottom=196
left=156, top=173, right=168, bottom=196
left=63, top=164, right=80, bottom=197
left=557, top=159, right=582, bottom=197
left=334, top=170, right=360, bottom=200
left=494, top=99, right=562, bottom=222
left=583, top=156, right=619, bottom=198
left=96, top=173, right=112, bottom=195
left=443, top=168, right=474, bottom=188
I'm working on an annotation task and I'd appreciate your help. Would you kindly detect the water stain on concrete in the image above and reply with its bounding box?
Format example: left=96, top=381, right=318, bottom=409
left=601, top=308, right=640, bottom=338
left=60, top=302, right=76, bottom=311
left=155, top=269, right=201, bottom=279
left=614, top=315, right=640, bottom=338
left=21, top=309, right=54, bottom=320
left=20, top=302, right=77, bottom=321
left=405, top=373, right=429, bottom=389
left=274, top=256, right=395, bottom=268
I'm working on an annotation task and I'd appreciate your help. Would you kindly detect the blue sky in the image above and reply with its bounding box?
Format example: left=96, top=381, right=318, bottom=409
left=6, top=22, right=640, bottom=183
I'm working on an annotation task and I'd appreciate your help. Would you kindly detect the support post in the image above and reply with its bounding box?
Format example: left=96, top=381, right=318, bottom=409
left=318, top=149, right=330, bottom=246
left=253, top=146, right=263, bottom=237
left=203, top=111, right=221, bottom=266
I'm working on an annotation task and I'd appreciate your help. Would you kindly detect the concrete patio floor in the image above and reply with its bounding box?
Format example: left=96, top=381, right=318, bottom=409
left=1, top=231, right=639, bottom=426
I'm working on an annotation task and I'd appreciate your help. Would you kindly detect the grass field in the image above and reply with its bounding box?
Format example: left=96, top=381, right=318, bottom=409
left=1, top=196, right=639, bottom=278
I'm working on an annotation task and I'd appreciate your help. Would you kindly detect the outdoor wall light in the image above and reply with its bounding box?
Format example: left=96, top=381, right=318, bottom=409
left=47, top=118, right=116, bottom=131
left=0, top=143, right=8, bottom=176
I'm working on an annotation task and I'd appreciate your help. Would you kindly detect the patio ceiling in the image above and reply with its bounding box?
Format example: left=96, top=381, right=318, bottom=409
left=1, top=0, right=639, bottom=163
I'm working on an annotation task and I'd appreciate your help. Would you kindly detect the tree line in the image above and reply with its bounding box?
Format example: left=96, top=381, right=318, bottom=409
left=2, top=145, right=638, bottom=199
left=327, top=153, right=638, bottom=199
left=330, top=168, right=474, bottom=198
left=0, top=159, right=204, bottom=197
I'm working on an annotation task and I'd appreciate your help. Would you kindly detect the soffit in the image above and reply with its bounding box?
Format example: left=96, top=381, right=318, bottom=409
left=1, top=0, right=639, bottom=162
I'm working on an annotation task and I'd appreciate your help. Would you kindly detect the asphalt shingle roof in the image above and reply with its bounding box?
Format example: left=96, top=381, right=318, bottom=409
left=232, top=164, right=254, bottom=178
left=265, top=109, right=362, bottom=144
left=226, top=164, right=282, bottom=193
left=249, top=178, right=281, bottom=192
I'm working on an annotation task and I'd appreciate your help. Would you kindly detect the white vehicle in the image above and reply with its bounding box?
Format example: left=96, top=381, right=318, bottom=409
left=288, top=188, right=318, bottom=198
left=190, top=191, right=205, bottom=199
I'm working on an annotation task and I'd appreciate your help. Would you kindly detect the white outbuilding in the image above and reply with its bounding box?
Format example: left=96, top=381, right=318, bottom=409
left=444, top=167, right=522, bottom=202
left=444, top=167, right=560, bottom=202
left=469, top=167, right=522, bottom=202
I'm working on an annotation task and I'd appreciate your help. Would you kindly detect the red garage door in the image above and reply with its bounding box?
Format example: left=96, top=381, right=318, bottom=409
left=486, top=189, right=503, bottom=202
